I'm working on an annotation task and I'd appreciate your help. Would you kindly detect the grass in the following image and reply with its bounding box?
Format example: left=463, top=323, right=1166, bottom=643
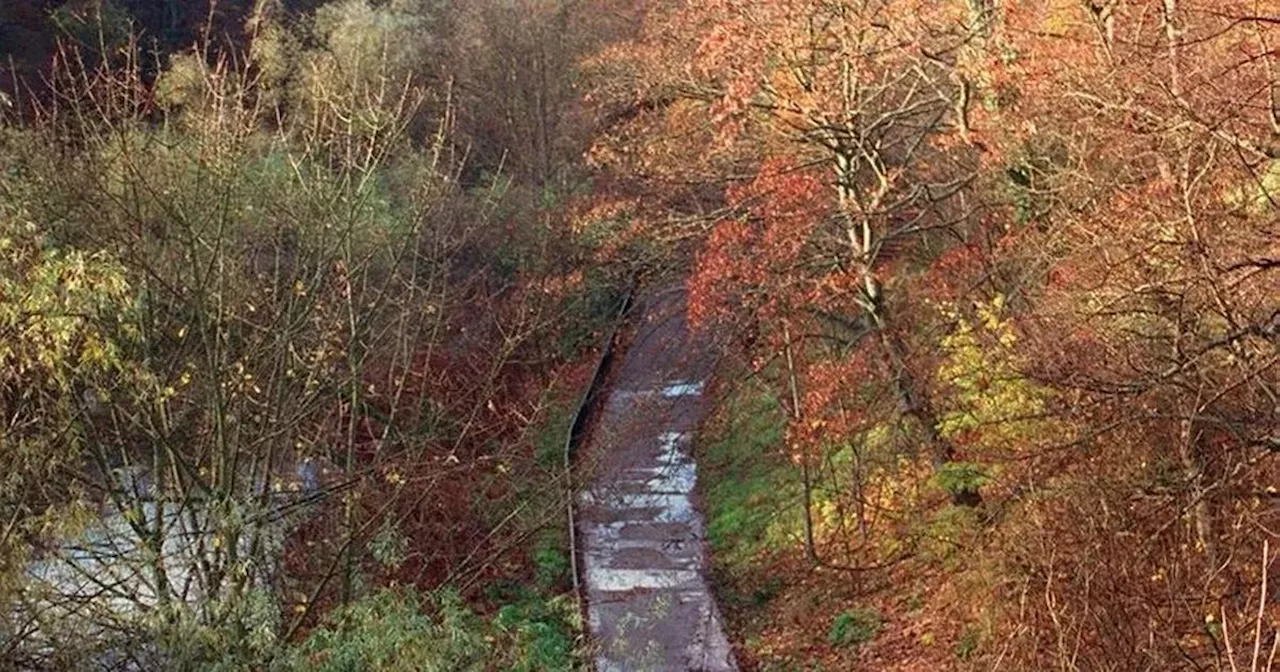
left=698, top=378, right=905, bottom=670
left=698, top=378, right=814, bottom=661
left=701, top=383, right=796, bottom=571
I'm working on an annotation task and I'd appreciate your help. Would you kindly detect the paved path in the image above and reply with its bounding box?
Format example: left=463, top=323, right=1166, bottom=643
left=578, top=287, right=737, bottom=671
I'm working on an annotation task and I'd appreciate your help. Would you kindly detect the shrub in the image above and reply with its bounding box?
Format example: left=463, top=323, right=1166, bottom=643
left=286, top=588, right=487, bottom=672
left=532, top=530, right=570, bottom=589
left=828, top=608, right=882, bottom=649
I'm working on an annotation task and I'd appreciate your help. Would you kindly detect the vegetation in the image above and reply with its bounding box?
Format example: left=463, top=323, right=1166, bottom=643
left=828, top=608, right=881, bottom=650
left=585, top=0, right=1279, bottom=669
left=1, top=1, right=621, bottom=669
left=1, top=0, right=1277, bottom=670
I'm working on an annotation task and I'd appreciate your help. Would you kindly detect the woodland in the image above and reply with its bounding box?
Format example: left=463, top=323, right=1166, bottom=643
left=0, top=0, right=1276, bottom=670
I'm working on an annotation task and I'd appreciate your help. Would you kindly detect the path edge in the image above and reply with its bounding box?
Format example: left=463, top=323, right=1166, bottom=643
left=563, top=278, right=637, bottom=632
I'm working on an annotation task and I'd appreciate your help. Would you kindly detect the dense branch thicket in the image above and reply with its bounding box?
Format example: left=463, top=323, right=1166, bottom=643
left=1, top=1, right=631, bottom=669
left=2, top=0, right=1277, bottom=670
left=584, top=0, right=1278, bottom=669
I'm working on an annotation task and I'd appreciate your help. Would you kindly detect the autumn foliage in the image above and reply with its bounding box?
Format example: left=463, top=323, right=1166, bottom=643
left=587, top=0, right=1279, bottom=668
left=1, top=0, right=1276, bottom=668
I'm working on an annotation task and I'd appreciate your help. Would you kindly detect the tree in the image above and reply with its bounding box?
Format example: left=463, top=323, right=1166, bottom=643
left=1, top=36, right=431, bottom=665
left=968, top=2, right=1280, bottom=664
left=587, top=0, right=1278, bottom=666
left=588, top=0, right=991, bottom=519
left=1, top=0, right=633, bottom=663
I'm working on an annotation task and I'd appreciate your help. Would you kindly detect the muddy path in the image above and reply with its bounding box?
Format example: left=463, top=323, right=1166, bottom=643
left=576, top=286, right=737, bottom=671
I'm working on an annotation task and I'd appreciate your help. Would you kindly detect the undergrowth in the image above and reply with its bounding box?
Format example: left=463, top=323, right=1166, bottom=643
left=291, top=585, right=582, bottom=671
left=701, top=383, right=794, bottom=574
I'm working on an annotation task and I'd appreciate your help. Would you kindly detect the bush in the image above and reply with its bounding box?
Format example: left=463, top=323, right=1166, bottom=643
left=493, top=593, right=580, bottom=672
left=286, top=588, right=487, bottom=672
left=828, top=608, right=882, bottom=649
left=532, top=529, right=570, bottom=590
left=934, top=461, right=990, bottom=499
left=553, top=267, right=626, bottom=359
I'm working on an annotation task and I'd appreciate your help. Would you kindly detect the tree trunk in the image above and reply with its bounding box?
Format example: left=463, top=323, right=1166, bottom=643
left=784, top=324, right=820, bottom=564
left=849, top=421, right=868, bottom=542
left=872, top=301, right=981, bottom=507
left=1180, top=414, right=1218, bottom=569
left=830, top=135, right=979, bottom=507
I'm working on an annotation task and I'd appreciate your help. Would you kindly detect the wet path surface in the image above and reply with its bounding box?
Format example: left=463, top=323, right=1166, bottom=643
left=578, top=287, right=737, bottom=671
